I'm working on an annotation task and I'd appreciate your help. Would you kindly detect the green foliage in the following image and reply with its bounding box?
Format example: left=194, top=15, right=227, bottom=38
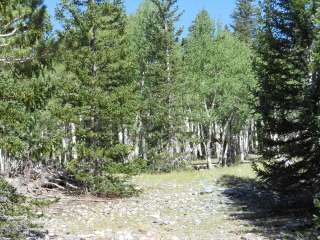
left=231, top=0, right=257, bottom=43
left=0, top=73, right=59, bottom=166
left=0, top=178, right=31, bottom=239
left=85, top=175, right=137, bottom=197
left=183, top=9, right=257, bottom=165
left=314, top=195, right=320, bottom=226
left=0, top=178, right=25, bottom=204
left=66, top=156, right=146, bottom=196
left=66, top=160, right=137, bottom=197
left=0, top=0, right=53, bottom=72
left=127, top=0, right=183, bottom=166
left=0, top=0, right=55, bottom=173
left=30, top=197, right=59, bottom=208
left=105, top=158, right=148, bottom=175
left=0, top=0, right=259, bottom=202
left=53, top=0, right=140, bottom=195
left=148, top=152, right=188, bottom=172
left=255, top=0, right=319, bottom=194
left=0, top=178, right=58, bottom=238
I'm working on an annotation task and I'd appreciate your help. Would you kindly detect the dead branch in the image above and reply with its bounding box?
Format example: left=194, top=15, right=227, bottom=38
left=41, top=182, right=66, bottom=190
left=0, top=28, right=18, bottom=38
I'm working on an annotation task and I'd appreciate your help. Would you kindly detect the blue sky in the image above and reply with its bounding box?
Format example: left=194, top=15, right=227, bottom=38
left=45, top=0, right=236, bottom=35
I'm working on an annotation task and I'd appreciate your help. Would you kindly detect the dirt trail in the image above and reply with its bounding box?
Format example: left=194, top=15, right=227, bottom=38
left=38, top=166, right=309, bottom=240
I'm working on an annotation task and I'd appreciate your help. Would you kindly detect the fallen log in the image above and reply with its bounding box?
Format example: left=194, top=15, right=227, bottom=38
left=41, top=182, right=65, bottom=190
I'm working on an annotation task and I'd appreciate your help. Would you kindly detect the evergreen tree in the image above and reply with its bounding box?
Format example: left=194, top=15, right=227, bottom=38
left=0, top=0, right=53, bottom=175
left=0, top=0, right=52, bottom=71
left=56, top=0, right=137, bottom=193
left=231, top=0, right=256, bottom=43
left=149, top=0, right=183, bottom=169
left=128, top=0, right=183, bottom=170
left=296, top=0, right=320, bottom=194
left=255, top=0, right=317, bottom=193
left=126, top=0, right=154, bottom=161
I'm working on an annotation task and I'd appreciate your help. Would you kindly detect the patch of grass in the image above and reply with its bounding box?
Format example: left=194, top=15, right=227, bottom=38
left=30, top=197, right=60, bottom=208
left=135, top=164, right=256, bottom=187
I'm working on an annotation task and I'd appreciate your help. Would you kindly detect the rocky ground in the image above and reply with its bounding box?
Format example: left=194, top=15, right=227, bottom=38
left=33, top=165, right=312, bottom=240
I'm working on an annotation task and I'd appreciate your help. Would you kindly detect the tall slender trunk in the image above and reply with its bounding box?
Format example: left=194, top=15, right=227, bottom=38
left=90, top=14, right=99, bottom=174
left=204, top=124, right=213, bottom=169
left=71, top=122, right=77, bottom=160
left=165, top=21, right=176, bottom=159
left=184, top=117, right=193, bottom=161
left=239, top=130, right=245, bottom=161
left=215, top=114, right=234, bottom=166
left=203, top=101, right=213, bottom=169
left=0, top=149, right=5, bottom=175
left=197, top=124, right=203, bottom=158
left=62, top=124, right=69, bottom=166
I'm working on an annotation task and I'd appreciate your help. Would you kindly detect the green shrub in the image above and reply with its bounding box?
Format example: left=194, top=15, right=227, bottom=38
left=0, top=178, right=31, bottom=239
left=65, top=158, right=146, bottom=197
left=86, top=175, right=138, bottom=197
left=0, top=178, right=56, bottom=239
left=105, top=158, right=148, bottom=175
left=149, top=152, right=188, bottom=172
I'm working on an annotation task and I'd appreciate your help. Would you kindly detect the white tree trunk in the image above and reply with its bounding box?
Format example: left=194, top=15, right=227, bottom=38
left=62, top=125, right=68, bottom=166
left=0, top=149, right=5, bottom=175
left=239, top=130, right=245, bottom=161
left=197, top=124, right=203, bottom=158
left=206, top=124, right=213, bottom=169
left=71, top=123, right=77, bottom=159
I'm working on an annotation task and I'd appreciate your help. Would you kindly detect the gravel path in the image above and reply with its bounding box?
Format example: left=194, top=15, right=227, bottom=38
left=37, top=168, right=310, bottom=240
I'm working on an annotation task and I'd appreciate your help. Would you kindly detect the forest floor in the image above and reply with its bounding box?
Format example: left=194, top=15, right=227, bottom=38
left=34, top=164, right=312, bottom=240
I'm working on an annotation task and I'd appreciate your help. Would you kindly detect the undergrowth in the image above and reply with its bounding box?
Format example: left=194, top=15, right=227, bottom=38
left=0, top=178, right=57, bottom=239
left=66, top=158, right=147, bottom=197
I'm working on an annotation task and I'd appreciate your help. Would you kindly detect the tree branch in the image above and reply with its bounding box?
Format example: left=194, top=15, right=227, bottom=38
left=3, top=16, right=24, bottom=29
left=0, top=56, right=34, bottom=64
left=0, top=28, right=18, bottom=38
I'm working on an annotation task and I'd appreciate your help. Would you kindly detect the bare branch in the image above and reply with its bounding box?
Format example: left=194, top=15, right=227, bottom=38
left=3, top=16, right=24, bottom=29
left=0, top=56, right=34, bottom=64
left=0, top=28, right=18, bottom=38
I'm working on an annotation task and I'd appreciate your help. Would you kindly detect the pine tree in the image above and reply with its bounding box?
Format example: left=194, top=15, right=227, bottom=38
left=299, top=0, right=320, bottom=194
left=231, top=0, right=256, bottom=43
left=255, top=0, right=317, bottom=193
left=127, top=0, right=183, bottom=170
left=0, top=0, right=53, bottom=175
left=0, top=0, right=52, bottom=72
left=56, top=0, right=137, bottom=193
left=126, top=0, right=154, bottom=161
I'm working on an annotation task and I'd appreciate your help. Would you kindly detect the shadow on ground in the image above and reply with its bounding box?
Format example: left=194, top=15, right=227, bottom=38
left=218, top=175, right=317, bottom=240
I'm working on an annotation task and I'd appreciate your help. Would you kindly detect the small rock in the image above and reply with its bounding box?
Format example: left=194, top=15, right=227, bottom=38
left=170, top=236, right=180, bottom=240
left=241, top=233, right=258, bottom=240
left=194, top=219, right=201, bottom=225
left=0, top=196, right=9, bottom=202
left=200, top=186, right=214, bottom=194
